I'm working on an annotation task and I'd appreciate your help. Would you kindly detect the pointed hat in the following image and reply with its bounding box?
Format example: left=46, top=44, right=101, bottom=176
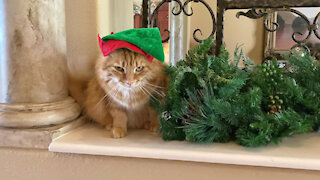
left=99, top=28, right=165, bottom=63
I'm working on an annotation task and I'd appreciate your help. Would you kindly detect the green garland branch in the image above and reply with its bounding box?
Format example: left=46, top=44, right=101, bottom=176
left=152, top=37, right=320, bottom=147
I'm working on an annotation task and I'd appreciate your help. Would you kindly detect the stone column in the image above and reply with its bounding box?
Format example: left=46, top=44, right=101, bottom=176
left=169, top=1, right=190, bottom=66
left=0, top=0, right=80, bottom=128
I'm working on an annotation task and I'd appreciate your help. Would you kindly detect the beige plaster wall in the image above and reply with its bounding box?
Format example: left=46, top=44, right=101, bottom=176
left=190, top=1, right=264, bottom=63
left=65, top=0, right=133, bottom=80
left=65, top=0, right=98, bottom=79
left=97, top=0, right=133, bottom=35
left=0, top=147, right=319, bottom=180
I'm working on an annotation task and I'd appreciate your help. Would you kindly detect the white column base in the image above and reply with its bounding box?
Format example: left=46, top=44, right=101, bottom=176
left=0, top=97, right=81, bottom=128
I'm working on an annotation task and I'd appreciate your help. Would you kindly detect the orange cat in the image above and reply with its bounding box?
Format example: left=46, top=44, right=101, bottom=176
left=84, top=49, right=167, bottom=138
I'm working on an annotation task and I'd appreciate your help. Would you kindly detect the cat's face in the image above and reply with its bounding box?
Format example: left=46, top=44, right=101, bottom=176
left=97, top=49, right=155, bottom=88
left=95, top=49, right=163, bottom=107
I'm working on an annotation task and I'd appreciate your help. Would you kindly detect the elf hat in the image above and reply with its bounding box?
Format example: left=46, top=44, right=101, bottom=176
left=98, top=28, right=165, bottom=63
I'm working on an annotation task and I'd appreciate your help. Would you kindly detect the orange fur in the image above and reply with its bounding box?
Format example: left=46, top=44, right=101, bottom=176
left=84, top=49, right=167, bottom=138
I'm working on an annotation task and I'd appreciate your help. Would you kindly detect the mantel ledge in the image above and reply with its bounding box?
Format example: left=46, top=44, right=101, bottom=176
left=49, top=123, right=320, bottom=171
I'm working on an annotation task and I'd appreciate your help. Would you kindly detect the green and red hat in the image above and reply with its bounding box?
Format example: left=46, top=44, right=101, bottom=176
left=98, top=28, right=165, bottom=63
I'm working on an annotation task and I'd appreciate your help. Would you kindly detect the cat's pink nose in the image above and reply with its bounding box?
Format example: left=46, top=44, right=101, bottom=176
left=126, top=81, right=133, bottom=86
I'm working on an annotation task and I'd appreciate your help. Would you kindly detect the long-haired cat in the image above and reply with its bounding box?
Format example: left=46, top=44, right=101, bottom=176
left=84, top=49, right=167, bottom=138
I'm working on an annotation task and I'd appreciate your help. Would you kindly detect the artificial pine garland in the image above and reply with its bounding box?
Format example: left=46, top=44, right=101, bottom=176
left=152, top=37, right=320, bottom=147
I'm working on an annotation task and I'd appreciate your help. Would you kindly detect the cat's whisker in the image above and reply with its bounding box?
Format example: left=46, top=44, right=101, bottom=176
left=143, top=85, right=165, bottom=97
left=141, top=86, right=160, bottom=102
left=107, top=88, right=120, bottom=106
left=92, top=84, right=119, bottom=111
left=105, top=93, right=114, bottom=108
left=91, top=93, right=109, bottom=114
left=139, top=86, right=160, bottom=103
left=138, top=86, right=149, bottom=97
left=144, top=82, right=165, bottom=89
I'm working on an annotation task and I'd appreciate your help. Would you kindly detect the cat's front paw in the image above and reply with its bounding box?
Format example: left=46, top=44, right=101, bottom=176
left=143, top=121, right=159, bottom=133
left=111, top=127, right=126, bottom=138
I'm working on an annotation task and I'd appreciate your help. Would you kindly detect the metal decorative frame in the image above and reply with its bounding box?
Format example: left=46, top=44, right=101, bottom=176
left=145, top=0, right=216, bottom=43
left=143, top=0, right=320, bottom=58
left=216, top=0, right=320, bottom=57
left=265, top=9, right=320, bottom=59
left=237, top=8, right=320, bottom=59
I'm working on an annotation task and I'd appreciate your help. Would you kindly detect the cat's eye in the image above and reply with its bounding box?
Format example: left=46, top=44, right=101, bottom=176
left=114, top=66, right=124, bottom=72
left=135, top=66, right=144, bottom=72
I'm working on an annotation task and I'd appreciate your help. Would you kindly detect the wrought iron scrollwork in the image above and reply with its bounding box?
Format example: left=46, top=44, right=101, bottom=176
left=238, top=8, right=320, bottom=57
left=185, top=0, right=216, bottom=42
left=149, top=0, right=182, bottom=43
left=313, top=11, right=320, bottom=39
left=236, top=8, right=279, bottom=32
left=149, top=0, right=216, bottom=43
left=236, top=9, right=267, bottom=19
